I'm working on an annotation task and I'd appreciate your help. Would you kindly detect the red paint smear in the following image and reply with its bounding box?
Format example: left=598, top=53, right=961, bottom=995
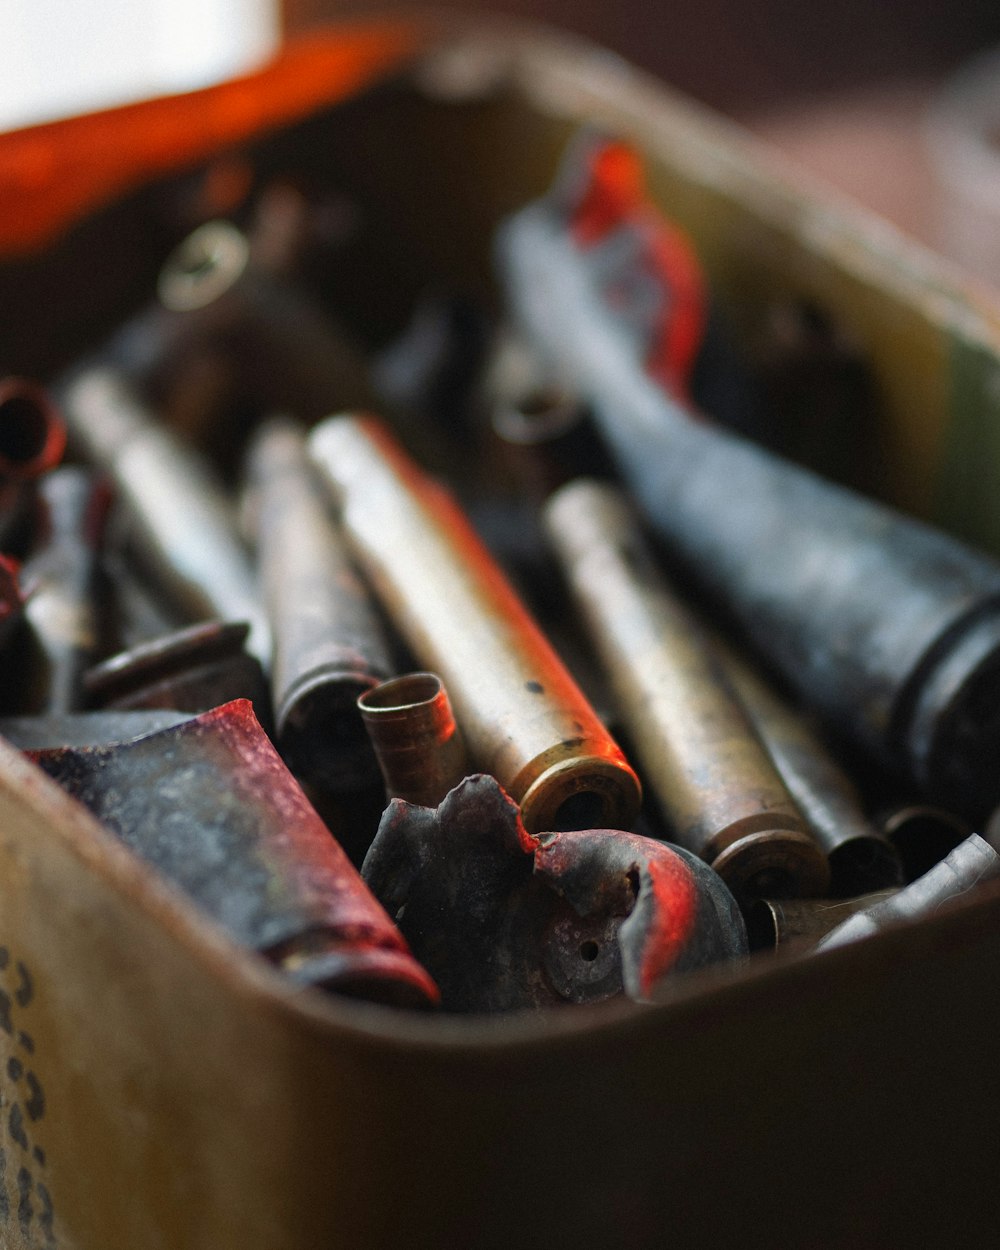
left=569, top=138, right=706, bottom=397
left=0, top=553, right=23, bottom=622
left=0, top=22, right=423, bottom=257
left=638, top=855, right=699, bottom=996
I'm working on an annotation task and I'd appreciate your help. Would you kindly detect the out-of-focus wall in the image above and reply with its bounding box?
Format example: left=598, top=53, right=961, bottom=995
left=282, top=0, right=1000, bottom=115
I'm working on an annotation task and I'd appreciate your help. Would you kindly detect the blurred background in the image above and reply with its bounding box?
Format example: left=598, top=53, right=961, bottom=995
left=7, top=0, right=1000, bottom=287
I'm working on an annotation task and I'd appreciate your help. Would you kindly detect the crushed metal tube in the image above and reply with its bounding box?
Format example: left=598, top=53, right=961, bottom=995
left=28, top=698, right=439, bottom=1008
left=362, top=773, right=747, bottom=1012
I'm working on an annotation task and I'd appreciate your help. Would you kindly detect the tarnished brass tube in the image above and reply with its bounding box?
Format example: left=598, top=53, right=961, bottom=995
left=56, top=366, right=269, bottom=664
left=715, top=642, right=904, bottom=895
left=309, top=415, right=641, bottom=835
left=358, top=673, right=468, bottom=809
left=244, top=418, right=394, bottom=791
left=544, top=479, right=829, bottom=900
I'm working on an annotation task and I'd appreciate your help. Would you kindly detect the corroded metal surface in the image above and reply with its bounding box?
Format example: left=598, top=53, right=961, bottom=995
left=56, top=366, right=270, bottom=664
left=309, top=414, right=641, bottom=835
left=544, top=479, right=829, bottom=901
left=0, top=709, right=189, bottom=749
left=497, top=135, right=1000, bottom=822
left=244, top=417, right=393, bottom=791
left=362, top=773, right=746, bottom=1011
left=29, top=699, right=438, bottom=1007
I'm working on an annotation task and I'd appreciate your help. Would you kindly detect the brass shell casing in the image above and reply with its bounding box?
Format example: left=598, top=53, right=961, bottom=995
left=59, top=366, right=270, bottom=664
left=309, top=415, right=641, bottom=834
left=358, top=672, right=468, bottom=809
left=544, top=479, right=829, bottom=900
left=245, top=418, right=395, bottom=791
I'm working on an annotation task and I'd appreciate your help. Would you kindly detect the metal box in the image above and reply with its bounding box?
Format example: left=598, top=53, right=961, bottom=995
left=1, top=18, right=999, bottom=1248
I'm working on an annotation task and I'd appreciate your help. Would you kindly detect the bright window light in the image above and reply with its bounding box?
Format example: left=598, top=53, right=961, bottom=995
left=2, top=0, right=280, bottom=131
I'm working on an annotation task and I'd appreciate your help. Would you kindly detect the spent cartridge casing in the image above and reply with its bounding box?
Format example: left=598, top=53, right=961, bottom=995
left=308, top=414, right=641, bottom=835
left=56, top=366, right=270, bottom=664
left=714, top=640, right=904, bottom=895
left=543, top=479, right=829, bottom=900
left=498, top=167, right=1000, bottom=822
left=745, top=892, right=897, bottom=951
left=815, top=833, right=1000, bottom=952
left=84, top=620, right=271, bottom=724
left=877, top=802, right=973, bottom=883
left=244, top=417, right=394, bottom=792
left=358, top=672, right=469, bottom=809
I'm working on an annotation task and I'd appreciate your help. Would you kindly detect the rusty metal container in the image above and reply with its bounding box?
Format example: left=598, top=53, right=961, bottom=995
left=1, top=17, right=1000, bottom=1250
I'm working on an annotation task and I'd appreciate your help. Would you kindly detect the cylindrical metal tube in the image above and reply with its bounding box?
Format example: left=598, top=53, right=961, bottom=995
left=244, top=418, right=394, bottom=792
left=0, top=377, right=66, bottom=482
left=308, top=415, right=641, bottom=835
left=18, top=467, right=111, bottom=713
left=745, top=892, right=897, bottom=951
left=358, top=672, right=468, bottom=809
left=715, top=641, right=904, bottom=895
left=499, top=195, right=1000, bottom=822
left=877, top=802, right=973, bottom=882
left=56, top=366, right=270, bottom=664
left=815, top=833, right=1000, bottom=952
left=543, top=479, right=829, bottom=900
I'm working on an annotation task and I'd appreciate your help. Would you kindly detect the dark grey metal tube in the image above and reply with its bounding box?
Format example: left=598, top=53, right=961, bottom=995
left=498, top=195, right=1000, bottom=822
left=814, top=834, right=1000, bottom=951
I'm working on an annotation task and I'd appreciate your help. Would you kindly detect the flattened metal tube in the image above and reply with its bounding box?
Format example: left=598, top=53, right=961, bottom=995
left=245, top=418, right=394, bottom=791
left=544, top=479, right=829, bottom=900
left=57, top=366, right=269, bottom=664
left=359, top=672, right=468, bottom=808
left=309, top=414, right=641, bottom=835
left=715, top=642, right=904, bottom=895
left=29, top=699, right=439, bottom=1007
left=815, top=833, right=1000, bottom=951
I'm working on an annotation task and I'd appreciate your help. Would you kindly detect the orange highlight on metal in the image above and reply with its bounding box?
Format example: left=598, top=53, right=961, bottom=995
left=309, top=414, right=641, bottom=835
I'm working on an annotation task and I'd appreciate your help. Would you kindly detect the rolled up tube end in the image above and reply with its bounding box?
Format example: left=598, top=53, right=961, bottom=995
left=0, top=378, right=66, bottom=479
left=359, top=672, right=469, bottom=809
